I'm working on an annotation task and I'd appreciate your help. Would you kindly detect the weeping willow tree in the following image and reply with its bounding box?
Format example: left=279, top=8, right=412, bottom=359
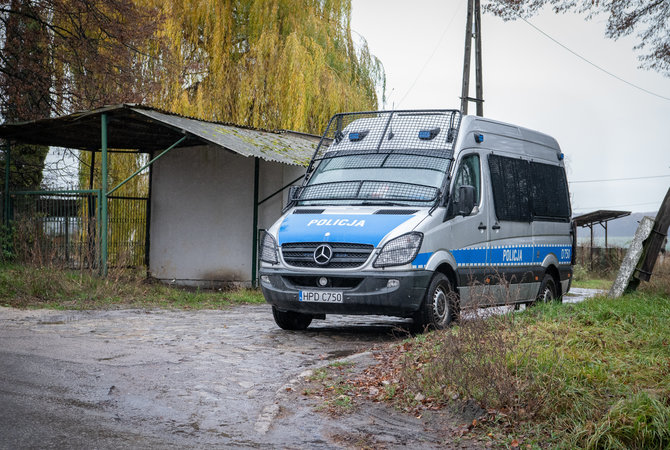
left=143, top=0, right=384, bottom=133
left=75, top=0, right=383, bottom=267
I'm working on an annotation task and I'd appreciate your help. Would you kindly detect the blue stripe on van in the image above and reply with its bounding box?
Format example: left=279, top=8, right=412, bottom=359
left=452, top=247, right=488, bottom=267
left=411, top=252, right=433, bottom=269
left=489, top=244, right=534, bottom=266
left=277, top=214, right=413, bottom=246
left=452, top=245, right=572, bottom=268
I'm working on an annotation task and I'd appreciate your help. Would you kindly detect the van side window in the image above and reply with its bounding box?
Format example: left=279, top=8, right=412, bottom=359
left=488, top=155, right=531, bottom=222
left=530, top=162, right=570, bottom=220
left=452, top=154, right=481, bottom=205
left=488, top=155, right=571, bottom=222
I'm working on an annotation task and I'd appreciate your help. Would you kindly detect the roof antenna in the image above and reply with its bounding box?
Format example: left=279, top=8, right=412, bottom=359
left=387, top=100, right=395, bottom=140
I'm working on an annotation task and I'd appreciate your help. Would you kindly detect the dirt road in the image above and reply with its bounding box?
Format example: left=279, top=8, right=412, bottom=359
left=1, top=306, right=459, bottom=448
left=0, top=288, right=600, bottom=448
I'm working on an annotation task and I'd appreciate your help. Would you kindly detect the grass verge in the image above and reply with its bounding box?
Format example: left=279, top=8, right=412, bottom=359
left=303, top=361, right=357, bottom=415
left=571, top=263, right=614, bottom=290
left=355, top=292, right=670, bottom=449
left=0, top=263, right=265, bottom=309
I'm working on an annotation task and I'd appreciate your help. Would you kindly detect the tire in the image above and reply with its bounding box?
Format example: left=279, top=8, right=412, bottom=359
left=536, top=274, right=561, bottom=304
left=272, top=306, right=313, bottom=330
left=413, top=273, right=458, bottom=331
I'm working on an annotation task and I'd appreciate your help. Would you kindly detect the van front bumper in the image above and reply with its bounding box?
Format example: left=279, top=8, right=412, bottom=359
left=259, top=268, right=433, bottom=317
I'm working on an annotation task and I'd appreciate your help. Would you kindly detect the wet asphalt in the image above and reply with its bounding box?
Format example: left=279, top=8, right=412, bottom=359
left=0, top=288, right=600, bottom=449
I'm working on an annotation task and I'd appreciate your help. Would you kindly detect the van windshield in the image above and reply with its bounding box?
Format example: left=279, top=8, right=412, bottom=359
left=298, top=152, right=451, bottom=206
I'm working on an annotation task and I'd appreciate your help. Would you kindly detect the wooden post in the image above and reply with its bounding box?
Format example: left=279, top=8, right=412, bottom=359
left=460, top=0, right=474, bottom=114
left=461, top=0, right=484, bottom=116
left=634, top=187, right=670, bottom=282
left=474, top=0, right=484, bottom=117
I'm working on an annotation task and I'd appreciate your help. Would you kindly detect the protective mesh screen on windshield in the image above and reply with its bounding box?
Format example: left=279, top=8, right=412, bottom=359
left=299, top=110, right=461, bottom=206
left=300, top=181, right=440, bottom=203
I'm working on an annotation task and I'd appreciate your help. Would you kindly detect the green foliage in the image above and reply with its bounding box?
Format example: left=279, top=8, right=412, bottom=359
left=0, top=263, right=265, bottom=309
left=142, top=0, right=383, bottom=134
left=0, top=225, right=14, bottom=262
left=580, top=391, right=670, bottom=450
left=307, top=363, right=357, bottom=415
left=390, top=292, right=670, bottom=448
left=2, top=144, right=49, bottom=190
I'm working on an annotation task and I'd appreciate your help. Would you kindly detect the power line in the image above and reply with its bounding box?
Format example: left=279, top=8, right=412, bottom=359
left=570, top=174, right=670, bottom=184
left=396, top=2, right=464, bottom=107
left=573, top=200, right=660, bottom=211
left=519, top=17, right=670, bottom=102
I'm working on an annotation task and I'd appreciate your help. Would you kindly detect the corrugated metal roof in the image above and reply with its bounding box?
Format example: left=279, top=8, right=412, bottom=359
left=573, top=210, right=631, bottom=227
left=0, top=104, right=319, bottom=166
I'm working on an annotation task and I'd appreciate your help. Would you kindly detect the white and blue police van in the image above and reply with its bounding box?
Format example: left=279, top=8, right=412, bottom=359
left=259, top=110, right=574, bottom=330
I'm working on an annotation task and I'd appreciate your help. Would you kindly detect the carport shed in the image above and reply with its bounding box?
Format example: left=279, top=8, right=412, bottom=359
left=0, top=104, right=319, bottom=286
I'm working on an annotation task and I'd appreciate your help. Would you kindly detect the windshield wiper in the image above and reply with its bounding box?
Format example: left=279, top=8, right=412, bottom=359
left=360, top=201, right=409, bottom=206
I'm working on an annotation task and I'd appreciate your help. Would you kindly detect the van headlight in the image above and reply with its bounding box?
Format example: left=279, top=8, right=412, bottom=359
left=260, top=232, right=279, bottom=264
left=373, top=232, right=423, bottom=268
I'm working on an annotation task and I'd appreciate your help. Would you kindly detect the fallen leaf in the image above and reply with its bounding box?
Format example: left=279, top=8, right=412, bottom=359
left=510, top=439, right=519, bottom=447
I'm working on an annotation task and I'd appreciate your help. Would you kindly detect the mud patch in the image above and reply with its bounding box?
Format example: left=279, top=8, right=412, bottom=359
left=279, top=351, right=486, bottom=449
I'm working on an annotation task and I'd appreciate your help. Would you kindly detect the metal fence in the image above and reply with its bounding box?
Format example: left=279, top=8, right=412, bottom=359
left=107, top=195, right=148, bottom=267
left=2, top=190, right=148, bottom=268
left=6, top=190, right=99, bottom=267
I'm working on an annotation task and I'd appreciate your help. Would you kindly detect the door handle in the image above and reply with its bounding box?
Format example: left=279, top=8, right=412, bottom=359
left=478, top=222, right=487, bottom=230
left=492, top=222, right=501, bottom=230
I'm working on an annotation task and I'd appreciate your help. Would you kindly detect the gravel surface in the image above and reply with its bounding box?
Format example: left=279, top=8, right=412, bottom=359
left=0, top=287, right=602, bottom=448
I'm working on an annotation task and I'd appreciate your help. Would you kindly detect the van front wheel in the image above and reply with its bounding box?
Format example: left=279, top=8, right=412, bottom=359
left=272, top=306, right=313, bottom=330
left=414, top=273, right=457, bottom=331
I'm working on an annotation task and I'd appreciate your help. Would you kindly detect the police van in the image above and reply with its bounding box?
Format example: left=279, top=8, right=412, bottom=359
left=259, top=110, right=574, bottom=330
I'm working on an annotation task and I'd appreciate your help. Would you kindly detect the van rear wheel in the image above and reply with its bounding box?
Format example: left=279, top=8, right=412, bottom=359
left=272, top=306, right=313, bottom=330
left=536, top=274, right=560, bottom=304
left=413, top=273, right=458, bottom=331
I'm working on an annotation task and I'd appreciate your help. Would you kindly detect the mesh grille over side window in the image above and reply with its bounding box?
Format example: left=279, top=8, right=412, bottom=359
left=488, top=155, right=570, bottom=222
left=488, top=155, right=531, bottom=222
left=531, top=162, right=570, bottom=220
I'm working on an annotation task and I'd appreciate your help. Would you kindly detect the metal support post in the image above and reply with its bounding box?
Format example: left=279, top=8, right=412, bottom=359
left=145, top=151, right=154, bottom=271
left=3, top=142, right=10, bottom=226
left=257, top=174, right=305, bottom=206
left=251, top=158, right=260, bottom=288
left=589, top=223, right=594, bottom=271
left=107, top=135, right=186, bottom=196
left=100, top=114, right=109, bottom=276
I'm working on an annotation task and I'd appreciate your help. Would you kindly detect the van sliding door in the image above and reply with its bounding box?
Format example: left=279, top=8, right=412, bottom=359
left=486, top=155, right=537, bottom=303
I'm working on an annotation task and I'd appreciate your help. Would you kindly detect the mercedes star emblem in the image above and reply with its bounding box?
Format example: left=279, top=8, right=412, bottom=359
left=313, top=244, right=333, bottom=265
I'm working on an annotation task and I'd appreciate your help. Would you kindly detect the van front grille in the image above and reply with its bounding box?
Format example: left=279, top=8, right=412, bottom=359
left=281, top=242, right=374, bottom=268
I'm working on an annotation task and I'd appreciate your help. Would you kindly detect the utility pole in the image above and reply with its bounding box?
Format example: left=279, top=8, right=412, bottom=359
left=460, top=0, right=484, bottom=116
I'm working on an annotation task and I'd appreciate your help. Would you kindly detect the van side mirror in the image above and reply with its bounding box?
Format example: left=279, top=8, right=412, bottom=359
left=456, top=185, right=476, bottom=216
left=282, top=185, right=302, bottom=213
left=288, top=185, right=301, bottom=202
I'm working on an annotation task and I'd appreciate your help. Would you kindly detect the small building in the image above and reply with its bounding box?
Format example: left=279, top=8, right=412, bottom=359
left=0, top=104, right=319, bottom=286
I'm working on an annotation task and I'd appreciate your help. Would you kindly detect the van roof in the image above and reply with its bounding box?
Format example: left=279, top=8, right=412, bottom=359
left=457, top=115, right=563, bottom=163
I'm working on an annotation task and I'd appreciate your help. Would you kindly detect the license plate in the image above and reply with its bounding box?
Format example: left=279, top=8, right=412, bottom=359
left=299, top=290, right=343, bottom=303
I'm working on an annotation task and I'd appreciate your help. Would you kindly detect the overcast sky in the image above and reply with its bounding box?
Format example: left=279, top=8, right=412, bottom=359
left=351, top=0, right=670, bottom=215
